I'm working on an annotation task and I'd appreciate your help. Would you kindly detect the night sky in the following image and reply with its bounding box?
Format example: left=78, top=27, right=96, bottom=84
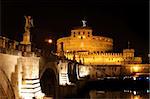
left=1, top=0, right=149, bottom=63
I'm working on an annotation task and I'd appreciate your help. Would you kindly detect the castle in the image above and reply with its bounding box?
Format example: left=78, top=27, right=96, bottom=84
left=57, top=21, right=142, bottom=66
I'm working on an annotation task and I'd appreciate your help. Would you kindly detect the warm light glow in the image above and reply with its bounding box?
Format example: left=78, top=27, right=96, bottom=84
left=79, top=65, right=90, bottom=77
left=35, top=91, right=45, bottom=99
left=133, top=76, right=136, bottom=80
left=24, top=79, right=40, bottom=84
left=132, top=95, right=140, bottom=99
left=21, top=93, right=34, bottom=99
left=58, top=61, right=71, bottom=85
left=132, top=66, right=140, bottom=72
left=57, top=26, right=142, bottom=65
left=59, top=73, right=71, bottom=86
left=21, top=87, right=41, bottom=93
left=48, top=39, right=52, bottom=43
left=21, top=89, right=44, bottom=99
left=133, top=91, right=136, bottom=95
left=21, top=83, right=40, bottom=88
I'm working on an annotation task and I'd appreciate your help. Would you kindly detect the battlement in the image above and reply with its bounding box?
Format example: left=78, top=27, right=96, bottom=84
left=65, top=52, right=123, bottom=57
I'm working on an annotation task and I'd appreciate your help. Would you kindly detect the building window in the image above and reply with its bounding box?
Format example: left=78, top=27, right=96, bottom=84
left=83, top=32, right=85, bottom=34
left=74, top=35, right=75, bottom=37
left=78, top=32, right=80, bottom=35
left=81, top=36, right=83, bottom=39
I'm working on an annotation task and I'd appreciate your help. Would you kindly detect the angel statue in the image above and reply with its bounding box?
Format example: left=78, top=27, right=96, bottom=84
left=82, top=19, right=87, bottom=27
left=24, top=16, right=34, bottom=32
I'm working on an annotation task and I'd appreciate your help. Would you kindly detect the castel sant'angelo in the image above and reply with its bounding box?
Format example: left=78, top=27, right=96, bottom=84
left=57, top=20, right=142, bottom=66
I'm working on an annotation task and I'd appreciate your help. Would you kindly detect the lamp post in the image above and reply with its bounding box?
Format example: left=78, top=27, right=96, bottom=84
left=42, top=38, right=53, bottom=57
left=45, top=38, right=52, bottom=44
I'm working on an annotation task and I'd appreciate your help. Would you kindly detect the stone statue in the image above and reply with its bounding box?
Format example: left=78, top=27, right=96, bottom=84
left=82, top=20, right=87, bottom=27
left=21, top=16, right=33, bottom=45
left=24, top=16, right=33, bottom=33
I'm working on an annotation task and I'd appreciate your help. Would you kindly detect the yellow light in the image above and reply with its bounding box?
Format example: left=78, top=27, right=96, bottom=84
left=132, top=66, right=140, bottom=72
left=48, top=39, right=52, bottom=43
left=131, top=95, right=141, bottom=99
left=133, top=96, right=140, bottom=99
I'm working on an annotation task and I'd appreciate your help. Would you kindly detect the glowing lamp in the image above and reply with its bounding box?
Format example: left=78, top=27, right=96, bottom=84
left=48, top=39, right=52, bottom=44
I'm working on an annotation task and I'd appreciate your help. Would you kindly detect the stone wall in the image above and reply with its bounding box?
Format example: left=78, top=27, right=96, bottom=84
left=0, top=53, right=19, bottom=80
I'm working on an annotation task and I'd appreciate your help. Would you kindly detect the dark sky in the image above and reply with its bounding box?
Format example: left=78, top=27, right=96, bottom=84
left=1, top=0, right=149, bottom=62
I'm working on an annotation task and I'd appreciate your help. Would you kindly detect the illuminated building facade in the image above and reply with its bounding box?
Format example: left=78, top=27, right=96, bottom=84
left=0, top=17, right=149, bottom=98
left=57, top=23, right=142, bottom=65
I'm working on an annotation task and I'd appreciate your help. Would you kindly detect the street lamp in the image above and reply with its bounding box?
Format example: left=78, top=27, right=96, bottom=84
left=45, top=39, right=52, bottom=44
left=47, top=39, right=52, bottom=44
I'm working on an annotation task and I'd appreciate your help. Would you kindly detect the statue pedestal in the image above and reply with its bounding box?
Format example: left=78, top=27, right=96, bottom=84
left=19, top=44, right=31, bottom=52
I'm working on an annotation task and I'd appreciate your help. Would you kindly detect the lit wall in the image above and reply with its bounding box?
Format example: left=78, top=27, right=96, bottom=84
left=57, top=26, right=142, bottom=66
left=57, top=27, right=113, bottom=53
left=18, top=56, right=44, bottom=99
left=0, top=53, right=44, bottom=99
left=125, top=64, right=150, bottom=73
left=57, top=60, right=71, bottom=85
left=0, top=53, right=19, bottom=80
left=78, top=65, right=90, bottom=78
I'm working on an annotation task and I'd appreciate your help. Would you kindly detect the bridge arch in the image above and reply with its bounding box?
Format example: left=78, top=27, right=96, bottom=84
left=0, top=68, right=15, bottom=99
left=40, top=62, right=59, bottom=97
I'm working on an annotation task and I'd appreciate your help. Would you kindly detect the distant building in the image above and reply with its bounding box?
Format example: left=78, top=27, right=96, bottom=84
left=57, top=24, right=142, bottom=65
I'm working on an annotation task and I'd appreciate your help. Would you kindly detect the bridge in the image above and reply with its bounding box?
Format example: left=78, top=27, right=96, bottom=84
left=0, top=16, right=149, bottom=99
left=0, top=37, right=89, bottom=98
left=0, top=39, right=149, bottom=99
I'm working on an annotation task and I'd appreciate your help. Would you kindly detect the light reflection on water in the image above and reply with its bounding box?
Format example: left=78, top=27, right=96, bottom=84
left=89, top=90, right=150, bottom=99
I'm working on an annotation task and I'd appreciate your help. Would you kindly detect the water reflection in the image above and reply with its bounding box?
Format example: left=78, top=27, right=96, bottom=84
left=89, top=90, right=149, bottom=99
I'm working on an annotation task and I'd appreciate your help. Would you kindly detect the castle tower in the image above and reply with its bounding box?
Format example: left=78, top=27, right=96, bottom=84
left=123, top=41, right=134, bottom=57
